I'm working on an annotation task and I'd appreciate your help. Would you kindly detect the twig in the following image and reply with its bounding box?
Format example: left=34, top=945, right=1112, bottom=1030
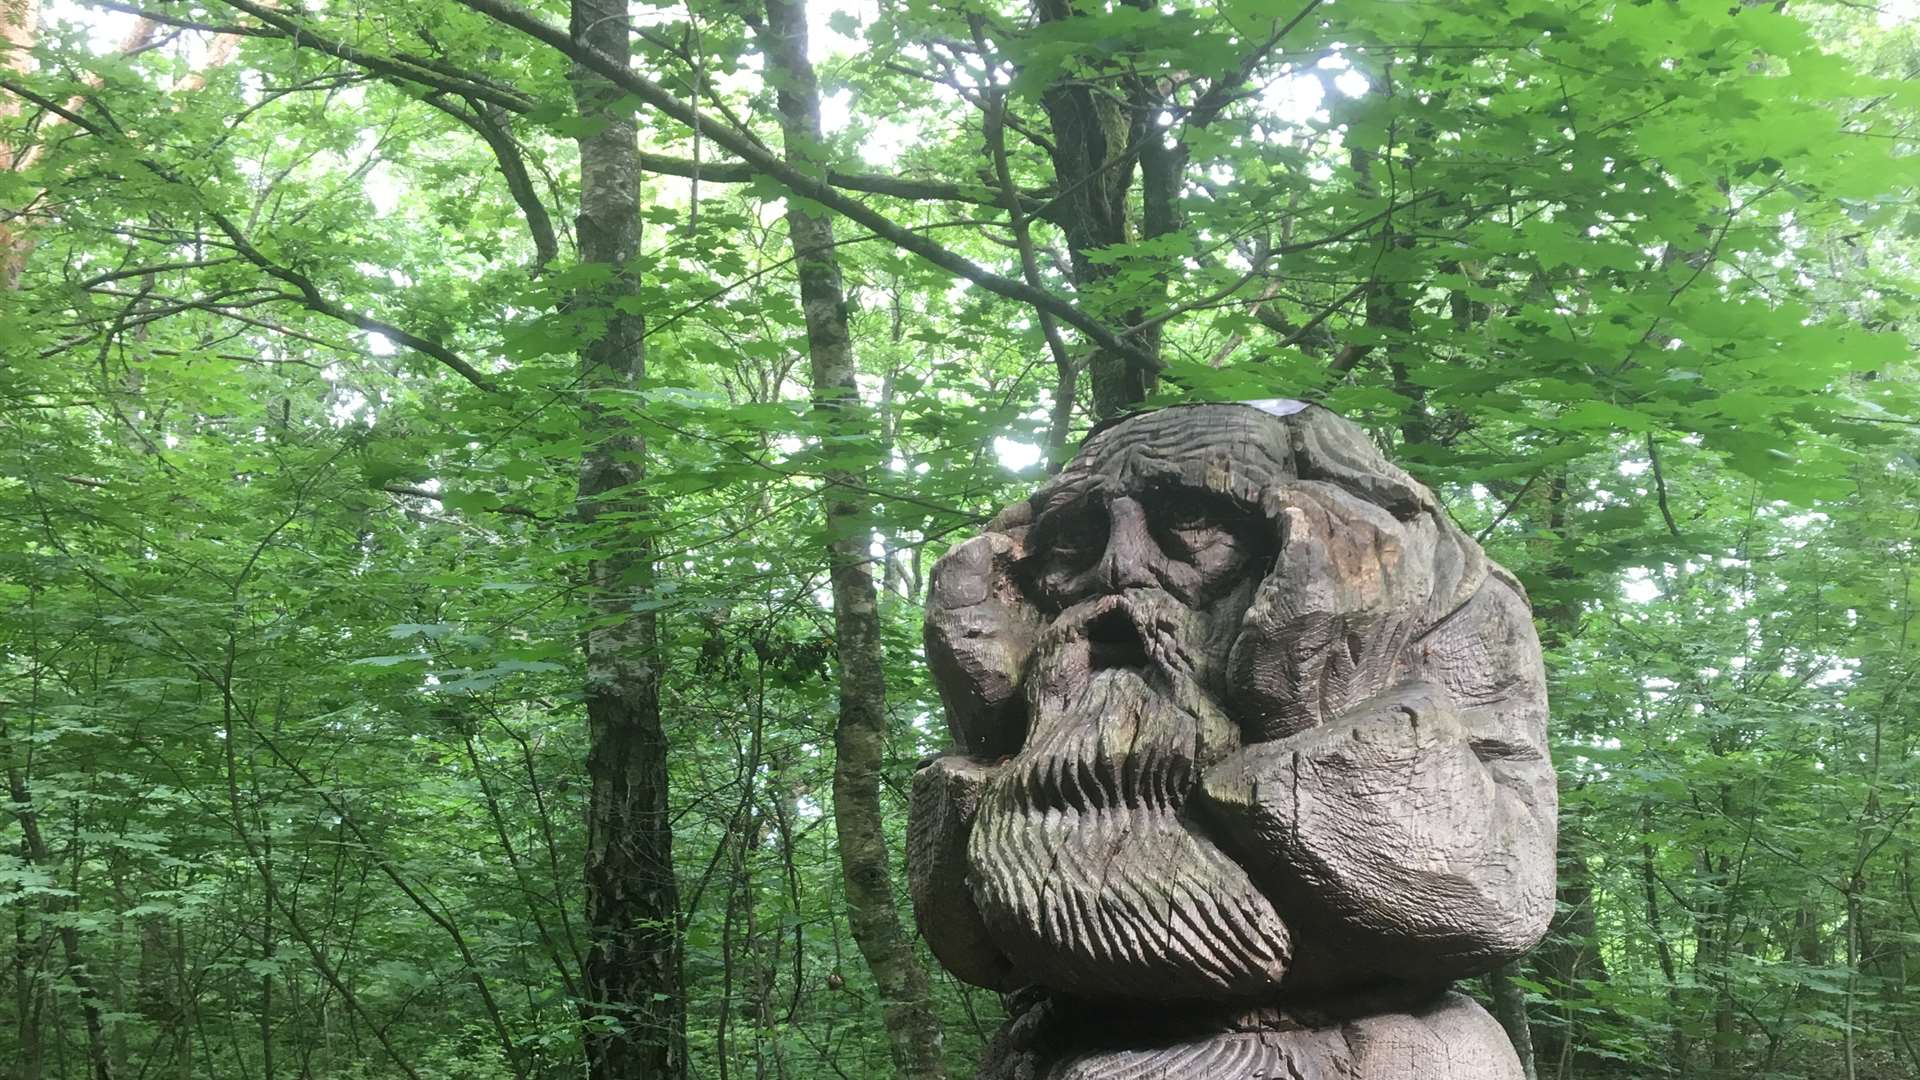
left=1476, top=472, right=1541, bottom=542
left=0, top=77, right=499, bottom=392
left=1646, top=432, right=1682, bottom=538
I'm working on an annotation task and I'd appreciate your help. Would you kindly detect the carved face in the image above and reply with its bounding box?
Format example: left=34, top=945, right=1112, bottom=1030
left=911, top=403, right=1525, bottom=1002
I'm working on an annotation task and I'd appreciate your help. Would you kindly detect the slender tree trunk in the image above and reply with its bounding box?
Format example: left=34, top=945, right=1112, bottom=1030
left=173, top=922, right=193, bottom=1080
left=4, top=601, right=115, bottom=1080
left=257, top=831, right=275, bottom=1080
left=14, top=897, right=45, bottom=1080
left=568, top=0, right=686, bottom=1074
left=1696, top=843, right=1737, bottom=1080
left=1536, top=827, right=1607, bottom=1070
left=1484, top=963, right=1539, bottom=1080
left=758, top=1, right=947, bottom=1076
left=1345, top=104, right=1432, bottom=455
left=717, top=690, right=766, bottom=1080
left=1524, top=472, right=1607, bottom=1077
left=1844, top=887, right=1861, bottom=1080
left=3, top=279, right=45, bottom=1048
left=136, top=913, right=174, bottom=1064
left=1640, top=804, right=1690, bottom=1072
left=3, top=763, right=116, bottom=1080
left=106, top=854, right=129, bottom=1075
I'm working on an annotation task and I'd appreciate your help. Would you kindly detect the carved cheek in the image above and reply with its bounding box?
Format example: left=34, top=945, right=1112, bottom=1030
left=924, top=533, right=1040, bottom=757
left=1187, top=534, right=1249, bottom=591
left=1225, top=585, right=1313, bottom=743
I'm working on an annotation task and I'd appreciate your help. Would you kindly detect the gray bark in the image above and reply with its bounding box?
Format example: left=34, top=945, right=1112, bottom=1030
left=758, top=1, right=947, bottom=1075
left=568, top=0, right=686, bottom=1075
left=1485, top=963, right=1540, bottom=1080
left=1029, top=0, right=1155, bottom=419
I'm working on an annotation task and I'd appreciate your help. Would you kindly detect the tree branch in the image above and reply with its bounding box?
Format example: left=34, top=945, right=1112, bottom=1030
left=106, top=2, right=1042, bottom=211
left=204, top=205, right=496, bottom=390
left=962, top=13, right=1078, bottom=450
left=94, top=0, right=537, bottom=114
left=0, top=77, right=497, bottom=392
left=421, top=93, right=560, bottom=271
left=453, top=0, right=1161, bottom=376
left=1646, top=432, right=1683, bottom=539
left=1183, top=0, right=1325, bottom=132
left=635, top=149, right=1046, bottom=210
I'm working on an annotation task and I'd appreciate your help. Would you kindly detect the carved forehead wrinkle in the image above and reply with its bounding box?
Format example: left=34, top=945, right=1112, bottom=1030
left=1037, top=407, right=1298, bottom=511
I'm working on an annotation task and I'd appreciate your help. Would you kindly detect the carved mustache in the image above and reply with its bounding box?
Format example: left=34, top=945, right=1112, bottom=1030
left=967, top=596, right=1292, bottom=999
left=1024, top=590, right=1206, bottom=701
left=1011, top=590, right=1239, bottom=813
left=1004, top=670, right=1200, bottom=815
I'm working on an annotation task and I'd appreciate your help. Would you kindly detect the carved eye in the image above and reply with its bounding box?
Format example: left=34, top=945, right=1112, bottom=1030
left=1150, top=494, right=1237, bottom=559
left=1017, top=499, right=1108, bottom=609
left=1043, top=502, right=1108, bottom=569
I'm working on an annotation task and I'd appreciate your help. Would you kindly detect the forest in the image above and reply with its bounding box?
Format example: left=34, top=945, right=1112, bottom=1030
left=1, top=0, right=1917, bottom=1076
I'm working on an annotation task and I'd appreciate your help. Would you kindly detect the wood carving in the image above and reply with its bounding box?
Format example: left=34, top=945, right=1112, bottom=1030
left=910, top=402, right=1557, bottom=1078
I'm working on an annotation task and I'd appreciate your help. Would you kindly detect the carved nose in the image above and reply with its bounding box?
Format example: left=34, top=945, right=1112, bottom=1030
left=1085, top=606, right=1150, bottom=671
left=1092, top=497, right=1161, bottom=593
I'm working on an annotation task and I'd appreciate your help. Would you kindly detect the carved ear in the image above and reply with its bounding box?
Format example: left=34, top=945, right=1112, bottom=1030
left=1288, top=406, right=1431, bottom=520
left=924, top=501, right=1041, bottom=757
left=1226, top=482, right=1437, bottom=742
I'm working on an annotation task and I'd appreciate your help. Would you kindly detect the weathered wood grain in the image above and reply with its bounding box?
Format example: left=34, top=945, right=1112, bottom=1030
left=910, top=402, right=1555, bottom=1077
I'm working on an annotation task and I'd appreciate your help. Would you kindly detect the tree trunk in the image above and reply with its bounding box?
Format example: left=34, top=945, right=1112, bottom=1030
left=4, top=598, right=114, bottom=1080
left=1030, top=0, right=1155, bottom=418
left=13, top=898, right=45, bottom=1080
left=1485, top=963, right=1539, bottom=1080
left=759, top=1, right=948, bottom=1075
left=1641, top=807, right=1690, bottom=1072
left=0, top=0, right=38, bottom=290
left=2, top=761, right=116, bottom=1080
left=1, top=6, right=157, bottom=291
left=1521, top=473, right=1607, bottom=1077
left=568, top=0, right=686, bottom=1075
left=2, top=13, right=43, bottom=1071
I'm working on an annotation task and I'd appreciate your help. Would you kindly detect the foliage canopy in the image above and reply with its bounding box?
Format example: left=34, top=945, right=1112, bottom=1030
left=1, top=0, right=1917, bottom=1076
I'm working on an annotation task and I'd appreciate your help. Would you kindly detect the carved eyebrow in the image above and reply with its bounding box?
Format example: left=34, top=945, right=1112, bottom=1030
left=1028, top=478, right=1268, bottom=528
left=1027, top=480, right=1102, bottom=521
left=1133, top=479, right=1266, bottom=522
left=1025, top=495, right=1105, bottom=549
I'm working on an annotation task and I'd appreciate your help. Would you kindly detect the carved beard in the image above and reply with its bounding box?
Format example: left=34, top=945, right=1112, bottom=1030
left=965, top=591, right=1293, bottom=1002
